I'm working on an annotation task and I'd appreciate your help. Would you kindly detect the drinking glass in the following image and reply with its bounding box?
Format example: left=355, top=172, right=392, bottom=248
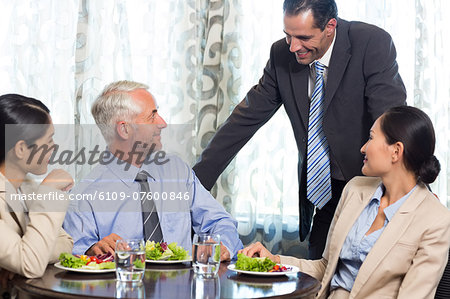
left=115, top=281, right=145, bottom=298
left=192, top=233, right=220, bottom=278
left=191, top=274, right=220, bottom=299
left=115, top=239, right=146, bottom=282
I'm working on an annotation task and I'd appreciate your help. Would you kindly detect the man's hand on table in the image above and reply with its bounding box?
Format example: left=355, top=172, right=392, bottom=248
left=220, top=242, right=231, bottom=261
left=86, top=233, right=122, bottom=255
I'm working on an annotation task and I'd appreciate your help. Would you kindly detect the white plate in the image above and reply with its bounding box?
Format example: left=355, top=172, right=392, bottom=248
left=227, top=264, right=299, bottom=276
left=146, top=257, right=192, bottom=264
left=54, top=262, right=116, bottom=273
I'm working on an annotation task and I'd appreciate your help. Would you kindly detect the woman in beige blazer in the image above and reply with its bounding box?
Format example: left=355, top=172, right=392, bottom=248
left=242, top=106, right=450, bottom=299
left=0, top=94, right=73, bottom=286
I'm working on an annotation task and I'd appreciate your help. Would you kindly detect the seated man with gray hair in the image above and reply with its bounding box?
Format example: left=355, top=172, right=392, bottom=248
left=63, top=80, right=242, bottom=260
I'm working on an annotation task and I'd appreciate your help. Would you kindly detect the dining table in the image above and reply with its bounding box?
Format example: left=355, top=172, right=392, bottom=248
left=12, top=261, right=321, bottom=299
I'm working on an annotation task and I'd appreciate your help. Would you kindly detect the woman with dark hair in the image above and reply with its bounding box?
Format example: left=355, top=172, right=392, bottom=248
left=241, top=106, right=450, bottom=298
left=0, top=94, right=73, bottom=286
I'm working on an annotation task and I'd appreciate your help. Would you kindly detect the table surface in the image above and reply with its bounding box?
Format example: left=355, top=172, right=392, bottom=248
left=13, top=262, right=321, bottom=299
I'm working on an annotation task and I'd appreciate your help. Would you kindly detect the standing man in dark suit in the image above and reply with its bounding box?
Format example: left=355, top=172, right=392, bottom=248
left=193, top=0, right=406, bottom=259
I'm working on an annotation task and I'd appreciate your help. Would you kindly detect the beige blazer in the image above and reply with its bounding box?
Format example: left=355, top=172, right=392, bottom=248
left=281, top=176, right=450, bottom=299
left=0, top=173, right=73, bottom=278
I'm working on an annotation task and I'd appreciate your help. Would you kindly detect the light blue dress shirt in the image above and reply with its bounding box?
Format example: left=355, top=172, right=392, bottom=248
left=63, top=153, right=243, bottom=257
left=330, top=184, right=417, bottom=291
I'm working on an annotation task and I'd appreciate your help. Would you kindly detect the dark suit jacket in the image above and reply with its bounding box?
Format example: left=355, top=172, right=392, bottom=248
left=193, top=18, right=407, bottom=240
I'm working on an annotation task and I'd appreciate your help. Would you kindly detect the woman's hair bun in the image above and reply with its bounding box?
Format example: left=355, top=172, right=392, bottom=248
left=418, top=155, right=441, bottom=184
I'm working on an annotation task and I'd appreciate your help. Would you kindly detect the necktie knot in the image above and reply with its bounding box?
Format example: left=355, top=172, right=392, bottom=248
left=315, top=61, right=325, bottom=77
left=135, top=171, right=150, bottom=183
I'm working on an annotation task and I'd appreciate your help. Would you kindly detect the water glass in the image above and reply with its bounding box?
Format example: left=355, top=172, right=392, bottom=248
left=115, top=281, right=145, bottom=298
left=191, top=274, right=220, bottom=299
left=115, top=239, right=146, bottom=282
left=192, top=233, right=221, bottom=278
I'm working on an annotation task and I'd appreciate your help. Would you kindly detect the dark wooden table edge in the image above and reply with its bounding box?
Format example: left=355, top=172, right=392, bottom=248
left=254, top=282, right=321, bottom=299
left=13, top=272, right=109, bottom=299
left=14, top=280, right=320, bottom=299
left=13, top=264, right=322, bottom=299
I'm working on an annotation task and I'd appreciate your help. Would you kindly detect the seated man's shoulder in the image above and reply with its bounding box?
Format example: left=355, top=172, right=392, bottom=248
left=148, top=154, right=192, bottom=177
left=70, top=164, right=111, bottom=195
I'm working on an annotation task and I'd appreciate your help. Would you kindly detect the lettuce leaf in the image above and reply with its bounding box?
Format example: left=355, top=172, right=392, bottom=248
left=146, top=241, right=163, bottom=260
left=85, top=261, right=116, bottom=270
left=235, top=253, right=276, bottom=272
left=59, top=253, right=87, bottom=269
left=167, top=242, right=188, bottom=260
left=145, top=241, right=189, bottom=260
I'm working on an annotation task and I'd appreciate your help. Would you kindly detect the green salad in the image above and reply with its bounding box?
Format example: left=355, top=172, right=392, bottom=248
left=145, top=241, right=189, bottom=260
left=58, top=253, right=115, bottom=270
left=235, top=253, right=276, bottom=272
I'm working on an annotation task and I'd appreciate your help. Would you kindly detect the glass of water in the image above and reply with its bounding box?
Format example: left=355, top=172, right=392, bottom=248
left=191, top=274, right=220, bottom=299
left=115, top=239, right=146, bottom=282
left=192, top=233, right=221, bottom=278
left=115, top=281, right=145, bottom=298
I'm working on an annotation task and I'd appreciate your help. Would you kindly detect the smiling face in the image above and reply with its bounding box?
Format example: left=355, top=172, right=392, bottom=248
left=360, top=117, right=395, bottom=177
left=129, top=89, right=167, bottom=152
left=283, top=10, right=336, bottom=65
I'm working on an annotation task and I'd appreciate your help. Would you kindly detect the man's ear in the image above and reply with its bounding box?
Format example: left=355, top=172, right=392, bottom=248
left=325, top=18, right=337, bottom=37
left=116, top=121, right=131, bottom=140
left=392, top=141, right=404, bottom=163
left=12, top=140, right=29, bottom=160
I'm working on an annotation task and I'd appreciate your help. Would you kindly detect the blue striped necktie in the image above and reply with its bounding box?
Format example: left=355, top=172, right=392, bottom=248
left=135, top=171, right=164, bottom=243
left=306, top=61, right=331, bottom=209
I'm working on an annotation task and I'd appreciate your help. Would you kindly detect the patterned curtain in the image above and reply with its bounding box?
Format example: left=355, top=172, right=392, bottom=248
left=337, top=0, right=450, bottom=207
left=0, top=0, right=78, bottom=123
left=0, top=0, right=448, bottom=259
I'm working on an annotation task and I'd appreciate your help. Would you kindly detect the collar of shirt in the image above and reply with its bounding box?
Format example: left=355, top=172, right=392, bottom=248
left=308, top=29, right=337, bottom=97
left=104, top=151, right=156, bottom=187
left=383, top=184, right=417, bottom=221
left=371, top=183, right=385, bottom=202
left=370, top=183, right=418, bottom=222
left=309, top=28, right=337, bottom=69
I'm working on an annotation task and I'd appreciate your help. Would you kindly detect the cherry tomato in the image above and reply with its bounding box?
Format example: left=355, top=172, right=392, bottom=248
left=90, top=257, right=102, bottom=264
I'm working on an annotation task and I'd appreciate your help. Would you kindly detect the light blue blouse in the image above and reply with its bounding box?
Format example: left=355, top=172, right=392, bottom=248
left=330, top=184, right=417, bottom=291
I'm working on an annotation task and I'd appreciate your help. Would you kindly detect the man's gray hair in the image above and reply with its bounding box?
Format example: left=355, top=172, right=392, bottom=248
left=91, top=80, right=149, bottom=143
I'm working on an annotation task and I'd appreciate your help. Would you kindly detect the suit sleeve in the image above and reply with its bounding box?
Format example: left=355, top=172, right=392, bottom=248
left=363, top=28, right=407, bottom=120
left=193, top=43, right=283, bottom=190
left=0, top=186, right=70, bottom=278
left=48, top=227, right=74, bottom=263
left=279, top=178, right=352, bottom=281
left=397, top=214, right=450, bottom=299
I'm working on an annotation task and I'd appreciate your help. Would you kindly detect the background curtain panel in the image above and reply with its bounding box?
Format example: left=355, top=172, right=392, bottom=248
left=0, top=0, right=448, bottom=257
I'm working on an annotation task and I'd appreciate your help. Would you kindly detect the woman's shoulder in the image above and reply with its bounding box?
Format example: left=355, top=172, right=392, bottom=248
left=20, top=175, right=40, bottom=192
left=349, top=176, right=380, bottom=185
left=415, top=184, right=450, bottom=219
left=344, top=176, right=381, bottom=191
left=337, top=177, right=382, bottom=207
